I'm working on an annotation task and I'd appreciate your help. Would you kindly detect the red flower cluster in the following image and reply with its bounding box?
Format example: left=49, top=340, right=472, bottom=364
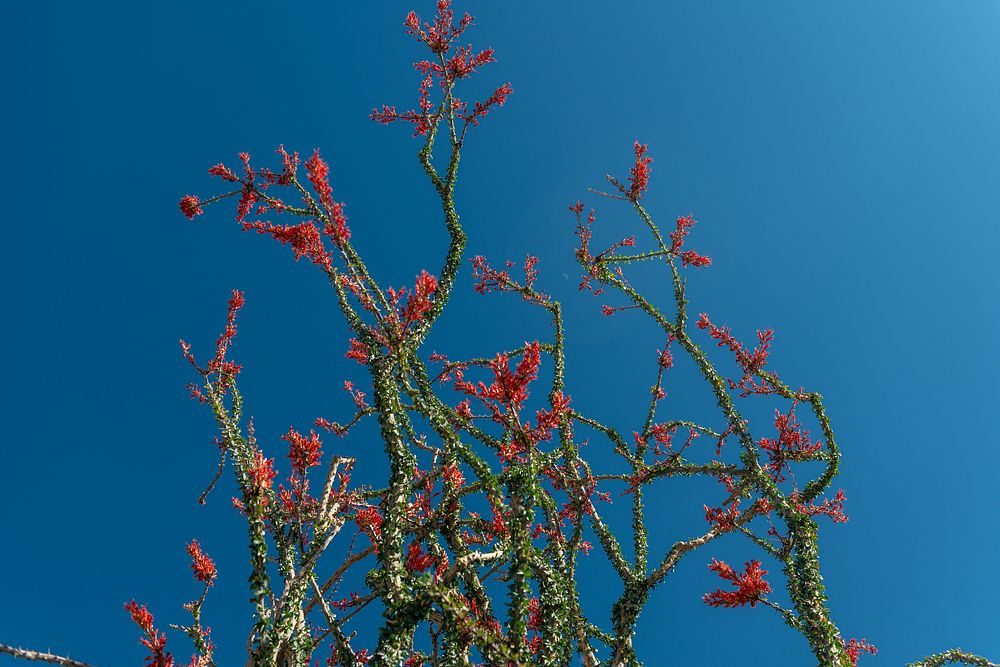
left=405, top=541, right=437, bottom=573
left=455, top=341, right=541, bottom=414
left=667, top=215, right=710, bottom=266
left=191, top=148, right=352, bottom=271
left=441, top=463, right=465, bottom=488
left=570, top=202, right=604, bottom=295
left=702, top=559, right=771, bottom=608
left=343, top=380, right=370, bottom=411
left=373, top=0, right=511, bottom=136
left=794, top=489, right=850, bottom=523
left=179, top=195, right=203, bottom=220
left=355, top=506, right=384, bottom=545
left=696, top=313, right=775, bottom=396
left=431, top=45, right=495, bottom=82
left=704, top=503, right=742, bottom=532
left=180, top=290, right=246, bottom=399
left=657, top=336, right=675, bottom=369
left=401, top=270, right=439, bottom=329
left=207, top=153, right=257, bottom=223
left=627, top=141, right=652, bottom=200
left=242, top=220, right=334, bottom=270
left=757, top=404, right=824, bottom=482
left=305, top=149, right=350, bottom=248
left=466, top=82, right=513, bottom=127
left=125, top=601, right=174, bottom=667
left=282, top=427, right=323, bottom=476
left=471, top=255, right=546, bottom=304
left=404, top=0, right=472, bottom=54
left=346, top=338, right=370, bottom=365
left=247, top=449, right=277, bottom=498
left=844, top=638, right=878, bottom=666
left=608, top=141, right=653, bottom=200
left=186, top=540, right=217, bottom=587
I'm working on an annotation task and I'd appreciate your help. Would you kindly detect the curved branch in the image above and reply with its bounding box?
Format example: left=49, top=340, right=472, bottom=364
left=0, top=644, right=96, bottom=667
left=907, top=650, right=998, bottom=667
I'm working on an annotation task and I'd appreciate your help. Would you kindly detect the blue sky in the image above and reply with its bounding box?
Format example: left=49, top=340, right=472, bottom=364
left=2, top=1, right=998, bottom=666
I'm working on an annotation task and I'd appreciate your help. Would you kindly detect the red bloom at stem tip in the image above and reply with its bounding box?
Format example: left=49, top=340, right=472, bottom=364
left=670, top=215, right=712, bottom=267
left=680, top=249, right=712, bottom=267
left=696, top=313, right=774, bottom=395
left=304, top=149, right=350, bottom=247
left=844, top=638, right=878, bottom=666
left=455, top=341, right=541, bottom=413
left=248, top=449, right=276, bottom=497
left=394, top=270, right=439, bottom=331
left=375, top=2, right=510, bottom=136
left=702, top=559, right=771, bottom=608
left=283, top=427, right=323, bottom=476
left=607, top=142, right=655, bottom=201
left=179, top=195, right=203, bottom=219
left=186, top=539, right=217, bottom=586
left=628, top=141, right=652, bottom=200
left=404, top=0, right=473, bottom=55
left=242, top=220, right=334, bottom=271
left=346, top=338, right=370, bottom=365
left=406, top=541, right=437, bottom=573
left=124, top=601, right=174, bottom=667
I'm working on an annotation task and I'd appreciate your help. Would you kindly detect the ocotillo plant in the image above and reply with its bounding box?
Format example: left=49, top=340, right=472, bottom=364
left=1, top=3, right=994, bottom=667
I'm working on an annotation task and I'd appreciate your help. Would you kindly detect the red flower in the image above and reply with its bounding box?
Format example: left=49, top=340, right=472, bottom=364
left=346, top=338, right=370, bottom=365
left=758, top=403, right=823, bottom=482
left=704, top=503, right=741, bottom=532
left=702, top=559, right=771, bottom=608
left=186, top=539, right=217, bottom=586
left=470, top=255, right=545, bottom=303
left=400, top=270, right=438, bottom=329
left=305, top=149, right=333, bottom=210
left=355, top=506, right=384, bottom=546
left=667, top=215, right=712, bottom=267
left=455, top=341, right=541, bottom=414
left=696, top=313, right=775, bottom=396
left=376, top=2, right=509, bottom=137
left=606, top=140, right=652, bottom=200
left=657, top=337, right=675, bottom=369
left=124, top=601, right=174, bottom=667
left=465, top=83, right=513, bottom=126
left=233, top=153, right=257, bottom=223
left=179, top=195, right=203, bottom=220
left=627, top=141, right=653, bottom=200
left=283, top=427, right=323, bottom=476
left=304, top=149, right=351, bottom=247
left=843, top=638, right=878, bottom=666
left=670, top=215, right=696, bottom=253
left=444, top=45, right=495, bottom=81
left=404, top=0, right=473, bottom=54
left=406, top=541, right=437, bottom=573
left=247, top=449, right=276, bottom=497
left=441, top=463, right=465, bottom=488
left=680, top=249, right=712, bottom=267
left=207, top=163, right=238, bottom=182
left=795, top=489, right=850, bottom=523
left=125, top=601, right=154, bottom=634
left=182, top=289, right=246, bottom=394
left=242, top=220, right=333, bottom=271
left=455, top=399, right=473, bottom=420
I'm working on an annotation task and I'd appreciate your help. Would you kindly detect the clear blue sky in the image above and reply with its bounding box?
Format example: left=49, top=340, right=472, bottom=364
left=2, top=2, right=998, bottom=666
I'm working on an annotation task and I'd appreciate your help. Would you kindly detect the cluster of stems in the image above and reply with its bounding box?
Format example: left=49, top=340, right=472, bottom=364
left=2, top=3, right=994, bottom=667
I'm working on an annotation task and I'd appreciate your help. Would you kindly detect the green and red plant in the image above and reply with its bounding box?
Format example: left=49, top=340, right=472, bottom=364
left=2, top=3, right=995, bottom=667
